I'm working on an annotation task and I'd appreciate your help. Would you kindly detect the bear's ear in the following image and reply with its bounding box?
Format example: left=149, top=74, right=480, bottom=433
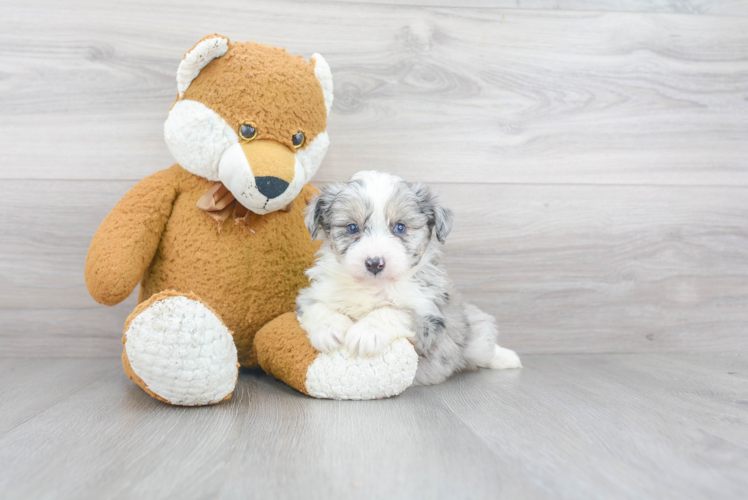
left=176, top=35, right=230, bottom=98
left=310, top=53, right=334, bottom=115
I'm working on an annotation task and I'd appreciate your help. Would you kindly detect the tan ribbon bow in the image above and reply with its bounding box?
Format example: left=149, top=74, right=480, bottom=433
left=197, top=182, right=294, bottom=228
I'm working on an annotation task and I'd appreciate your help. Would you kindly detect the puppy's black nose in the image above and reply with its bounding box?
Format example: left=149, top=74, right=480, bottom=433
left=255, top=176, right=289, bottom=199
left=365, top=257, right=385, bottom=276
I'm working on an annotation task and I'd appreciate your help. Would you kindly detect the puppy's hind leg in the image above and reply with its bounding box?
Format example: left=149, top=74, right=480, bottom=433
left=483, top=345, right=523, bottom=369
left=464, top=304, right=522, bottom=370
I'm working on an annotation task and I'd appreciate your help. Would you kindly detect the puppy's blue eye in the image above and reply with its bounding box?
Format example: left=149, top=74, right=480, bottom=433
left=347, top=224, right=359, bottom=234
left=394, top=223, right=406, bottom=234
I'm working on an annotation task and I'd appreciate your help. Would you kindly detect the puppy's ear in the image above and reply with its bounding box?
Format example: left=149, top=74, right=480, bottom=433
left=433, top=203, right=454, bottom=244
left=305, top=183, right=343, bottom=240
left=412, top=183, right=454, bottom=244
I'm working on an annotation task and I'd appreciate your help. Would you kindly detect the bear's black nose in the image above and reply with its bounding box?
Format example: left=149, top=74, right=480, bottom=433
left=255, top=176, right=289, bottom=199
left=365, top=257, right=385, bottom=276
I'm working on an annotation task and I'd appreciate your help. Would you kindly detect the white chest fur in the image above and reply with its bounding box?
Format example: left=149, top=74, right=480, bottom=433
left=307, top=252, right=441, bottom=321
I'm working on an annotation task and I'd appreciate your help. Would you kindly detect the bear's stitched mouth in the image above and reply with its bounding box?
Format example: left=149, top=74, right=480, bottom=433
left=196, top=180, right=297, bottom=229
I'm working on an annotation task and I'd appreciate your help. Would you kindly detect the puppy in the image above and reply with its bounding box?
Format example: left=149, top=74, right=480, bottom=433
left=296, top=171, right=521, bottom=385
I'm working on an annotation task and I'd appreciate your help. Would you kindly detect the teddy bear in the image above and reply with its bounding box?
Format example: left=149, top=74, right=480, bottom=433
left=85, top=35, right=418, bottom=405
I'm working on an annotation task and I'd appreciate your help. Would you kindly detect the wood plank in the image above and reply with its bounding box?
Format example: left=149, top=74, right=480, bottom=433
left=0, top=358, right=113, bottom=436
left=439, top=183, right=748, bottom=354
left=1, top=1, right=747, bottom=185
left=0, top=354, right=745, bottom=499
left=1, top=179, right=746, bottom=357
left=0, top=179, right=138, bottom=357
left=334, top=0, right=748, bottom=16
left=432, top=352, right=748, bottom=499
left=0, top=359, right=542, bottom=499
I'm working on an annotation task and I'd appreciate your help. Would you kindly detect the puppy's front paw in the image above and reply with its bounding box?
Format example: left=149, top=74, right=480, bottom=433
left=308, top=315, right=353, bottom=353
left=345, top=320, right=391, bottom=357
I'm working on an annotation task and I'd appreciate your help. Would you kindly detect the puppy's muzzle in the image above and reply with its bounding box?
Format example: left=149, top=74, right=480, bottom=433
left=365, top=257, right=385, bottom=276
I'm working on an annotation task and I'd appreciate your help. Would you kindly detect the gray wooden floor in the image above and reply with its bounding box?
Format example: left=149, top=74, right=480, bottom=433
left=0, top=353, right=746, bottom=500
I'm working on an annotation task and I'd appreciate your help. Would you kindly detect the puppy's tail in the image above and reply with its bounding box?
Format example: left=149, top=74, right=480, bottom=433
left=464, top=304, right=522, bottom=370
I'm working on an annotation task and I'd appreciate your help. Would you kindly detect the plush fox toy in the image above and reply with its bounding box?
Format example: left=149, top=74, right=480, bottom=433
left=85, top=35, right=417, bottom=405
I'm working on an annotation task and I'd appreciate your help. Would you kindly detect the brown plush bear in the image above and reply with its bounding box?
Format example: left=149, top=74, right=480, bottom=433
left=85, top=35, right=417, bottom=405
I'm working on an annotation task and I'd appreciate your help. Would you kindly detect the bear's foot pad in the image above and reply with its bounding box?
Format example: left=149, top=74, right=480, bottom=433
left=124, top=295, right=238, bottom=406
left=305, top=338, right=418, bottom=400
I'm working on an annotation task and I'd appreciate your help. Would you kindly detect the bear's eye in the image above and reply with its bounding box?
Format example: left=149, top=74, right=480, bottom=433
left=347, top=224, right=359, bottom=234
left=239, top=124, right=257, bottom=141
left=292, top=131, right=305, bottom=148
left=393, top=223, right=406, bottom=235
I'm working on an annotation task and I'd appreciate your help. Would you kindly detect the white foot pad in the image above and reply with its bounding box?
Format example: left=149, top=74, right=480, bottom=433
left=305, top=339, right=418, bottom=400
left=125, top=296, right=238, bottom=405
left=484, top=345, right=523, bottom=370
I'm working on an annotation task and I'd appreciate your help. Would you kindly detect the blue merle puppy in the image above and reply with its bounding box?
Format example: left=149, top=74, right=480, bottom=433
left=296, top=170, right=521, bottom=385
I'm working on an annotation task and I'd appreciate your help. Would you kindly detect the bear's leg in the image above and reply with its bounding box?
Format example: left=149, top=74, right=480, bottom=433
left=122, top=290, right=239, bottom=406
left=254, top=312, right=418, bottom=400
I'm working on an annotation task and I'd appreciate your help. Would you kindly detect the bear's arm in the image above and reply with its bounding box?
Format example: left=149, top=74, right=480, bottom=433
left=85, top=167, right=180, bottom=306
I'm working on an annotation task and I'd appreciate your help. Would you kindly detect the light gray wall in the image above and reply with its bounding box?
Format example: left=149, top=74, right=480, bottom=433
left=1, top=0, right=746, bottom=356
